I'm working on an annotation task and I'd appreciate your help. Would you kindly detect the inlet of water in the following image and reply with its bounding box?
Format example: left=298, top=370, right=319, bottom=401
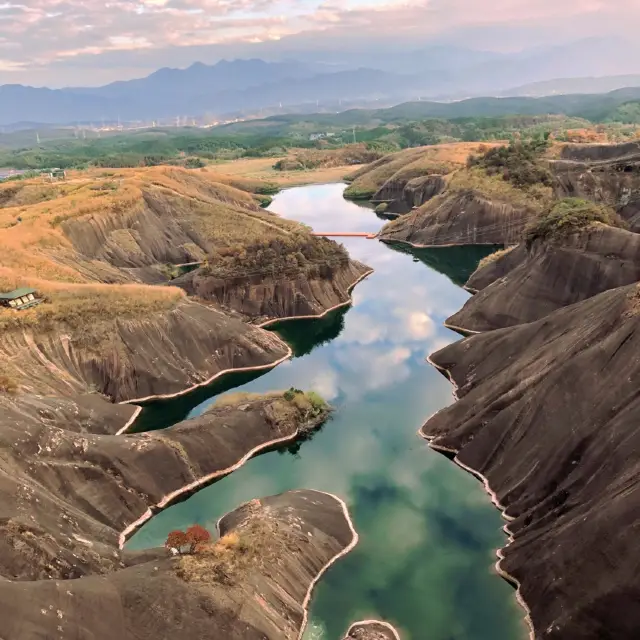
left=127, top=183, right=521, bottom=640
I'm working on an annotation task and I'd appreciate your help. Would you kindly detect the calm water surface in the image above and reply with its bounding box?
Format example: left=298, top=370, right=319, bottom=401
left=128, top=184, right=522, bottom=640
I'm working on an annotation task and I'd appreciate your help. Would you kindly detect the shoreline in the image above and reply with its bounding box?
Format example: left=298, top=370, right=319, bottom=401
left=213, top=489, right=360, bottom=640
left=256, top=268, right=374, bottom=328
left=380, top=237, right=501, bottom=249
left=345, top=620, right=402, bottom=640
left=295, top=491, right=359, bottom=640
left=443, top=321, right=482, bottom=336
left=117, top=414, right=331, bottom=548
left=421, top=354, right=535, bottom=640
left=116, top=267, right=373, bottom=428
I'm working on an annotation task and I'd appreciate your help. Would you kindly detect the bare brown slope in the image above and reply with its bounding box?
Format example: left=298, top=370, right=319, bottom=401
left=176, top=259, right=371, bottom=324
left=448, top=224, right=640, bottom=332
left=0, top=391, right=329, bottom=581
left=0, top=489, right=356, bottom=640
left=373, top=174, right=446, bottom=214
left=0, top=298, right=288, bottom=400
left=379, top=190, right=532, bottom=247
left=423, top=284, right=640, bottom=640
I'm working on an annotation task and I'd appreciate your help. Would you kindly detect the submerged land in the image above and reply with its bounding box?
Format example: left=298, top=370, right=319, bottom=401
left=1, top=112, right=640, bottom=638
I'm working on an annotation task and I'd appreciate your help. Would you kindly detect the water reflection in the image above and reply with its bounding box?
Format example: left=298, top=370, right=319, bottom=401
left=127, top=184, right=520, bottom=640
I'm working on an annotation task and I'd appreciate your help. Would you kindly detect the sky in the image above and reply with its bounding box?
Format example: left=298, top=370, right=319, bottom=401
left=1, top=0, right=640, bottom=87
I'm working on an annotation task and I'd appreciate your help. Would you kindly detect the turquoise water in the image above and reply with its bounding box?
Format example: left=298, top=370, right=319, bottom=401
left=127, top=184, right=521, bottom=640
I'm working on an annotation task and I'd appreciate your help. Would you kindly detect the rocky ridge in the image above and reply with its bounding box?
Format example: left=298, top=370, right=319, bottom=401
left=0, top=381, right=355, bottom=639
left=0, top=299, right=290, bottom=400
left=550, top=141, right=640, bottom=231
left=423, top=283, right=640, bottom=639
left=447, top=222, right=640, bottom=333
left=174, top=259, right=372, bottom=325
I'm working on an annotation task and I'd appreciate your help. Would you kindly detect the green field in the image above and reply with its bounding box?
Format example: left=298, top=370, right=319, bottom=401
left=2, top=86, right=640, bottom=171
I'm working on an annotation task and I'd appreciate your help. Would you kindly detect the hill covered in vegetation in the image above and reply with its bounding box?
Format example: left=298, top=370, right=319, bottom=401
left=3, top=87, right=640, bottom=172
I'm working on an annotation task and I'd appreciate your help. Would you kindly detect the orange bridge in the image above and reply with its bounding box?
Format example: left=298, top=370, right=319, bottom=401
left=310, top=232, right=377, bottom=239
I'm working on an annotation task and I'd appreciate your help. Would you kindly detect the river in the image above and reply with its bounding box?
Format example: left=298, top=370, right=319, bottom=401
left=127, top=183, right=522, bottom=640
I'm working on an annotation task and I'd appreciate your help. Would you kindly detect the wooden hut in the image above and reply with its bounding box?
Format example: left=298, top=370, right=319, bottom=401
left=0, top=288, right=42, bottom=310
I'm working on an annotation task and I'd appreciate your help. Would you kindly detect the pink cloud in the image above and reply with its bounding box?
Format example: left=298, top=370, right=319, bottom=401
left=1, top=0, right=639, bottom=84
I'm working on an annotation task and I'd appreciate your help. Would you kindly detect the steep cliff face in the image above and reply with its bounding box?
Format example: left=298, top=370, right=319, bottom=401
left=372, top=175, right=446, bottom=214
left=424, top=284, right=640, bottom=640
left=550, top=142, right=640, bottom=231
left=379, top=190, right=532, bottom=247
left=174, top=260, right=371, bottom=324
left=448, top=224, right=640, bottom=332
left=0, top=299, right=289, bottom=401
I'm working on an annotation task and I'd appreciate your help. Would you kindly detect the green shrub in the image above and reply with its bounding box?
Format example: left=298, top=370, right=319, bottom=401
left=185, top=157, right=206, bottom=169
left=203, top=233, right=349, bottom=280
left=468, top=138, right=552, bottom=189
left=375, top=202, right=388, bottom=214
left=526, top=198, right=626, bottom=245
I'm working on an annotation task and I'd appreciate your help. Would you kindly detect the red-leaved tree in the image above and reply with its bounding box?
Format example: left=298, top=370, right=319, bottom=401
left=185, top=524, right=211, bottom=553
left=165, top=530, right=189, bottom=554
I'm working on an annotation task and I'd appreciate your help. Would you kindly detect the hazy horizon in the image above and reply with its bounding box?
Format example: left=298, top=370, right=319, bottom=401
left=3, top=1, right=640, bottom=88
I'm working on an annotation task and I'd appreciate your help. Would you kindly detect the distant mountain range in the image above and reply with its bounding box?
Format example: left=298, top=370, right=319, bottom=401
left=0, top=60, right=421, bottom=126
left=502, top=75, right=640, bottom=97
left=217, top=87, right=640, bottom=136
left=2, top=39, right=640, bottom=126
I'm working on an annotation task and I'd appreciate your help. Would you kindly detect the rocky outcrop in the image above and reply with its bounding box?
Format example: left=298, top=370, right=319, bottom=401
left=0, top=376, right=354, bottom=640
left=372, top=175, right=446, bottom=214
left=343, top=621, right=401, bottom=640
left=424, top=283, right=640, bottom=639
left=379, top=190, right=533, bottom=247
left=0, top=489, right=356, bottom=640
left=0, top=299, right=289, bottom=401
left=550, top=142, right=640, bottom=231
left=448, top=224, right=640, bottom=332
left=0, top=391, right=330, bottom=581
left=174, top=260, right=372, bottom=325
left=57, top=185, right=282, bottom=284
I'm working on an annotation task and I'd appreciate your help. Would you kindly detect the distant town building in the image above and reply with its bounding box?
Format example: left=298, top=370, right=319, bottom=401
left=43, top=168, right=66, bottom=181
left=0, top=288, right=43, bottom=310
left=0, top=169, right=28, bottom=182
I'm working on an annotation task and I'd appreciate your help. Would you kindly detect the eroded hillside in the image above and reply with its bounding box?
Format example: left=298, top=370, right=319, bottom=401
left=343, top=142, right=499, bottom=211
left=378, top=140, right=555, bottom=246
left=0, top=167, right=370, bottom=395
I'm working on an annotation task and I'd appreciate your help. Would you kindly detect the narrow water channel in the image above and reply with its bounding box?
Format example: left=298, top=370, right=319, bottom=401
left=127, top=184, right=522, bottom=640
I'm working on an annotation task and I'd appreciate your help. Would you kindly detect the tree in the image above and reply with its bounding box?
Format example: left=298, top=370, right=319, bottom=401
left=165, top=530, right=189, bottom=554
left=185, top=524, right=211, bottom=553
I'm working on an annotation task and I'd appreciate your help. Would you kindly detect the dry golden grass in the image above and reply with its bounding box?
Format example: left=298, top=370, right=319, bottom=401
left=206, top=155, right=361, bottom=189
left=344, top=142, right=504, bottom=200
left=447, top=166, right=554, bottom=213
left=0, top=280, right=184, bottom=332
left=176, top=518, right=295, bottom=585
left=477, top=246, right=516, bottom=270
left=0, top=165, right=314, bottom=329
left=0, top=165, right=297, bottom=282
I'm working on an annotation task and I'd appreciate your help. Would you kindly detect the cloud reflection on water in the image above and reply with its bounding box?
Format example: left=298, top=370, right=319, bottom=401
left=128, top=184, right=520, bottom=640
